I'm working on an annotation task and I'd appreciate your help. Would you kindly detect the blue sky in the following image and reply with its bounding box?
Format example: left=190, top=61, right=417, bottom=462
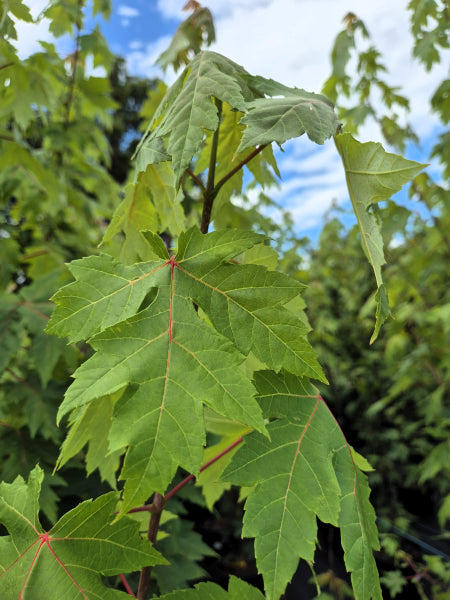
left=17, top=1, right=449, bottom=242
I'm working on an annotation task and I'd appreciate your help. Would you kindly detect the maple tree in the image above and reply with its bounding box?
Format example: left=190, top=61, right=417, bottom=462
left=0, top=1, right=439, bottom=599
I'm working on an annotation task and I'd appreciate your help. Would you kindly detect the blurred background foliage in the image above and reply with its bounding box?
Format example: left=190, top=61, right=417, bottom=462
left=0, top=1, right=448, bottom=598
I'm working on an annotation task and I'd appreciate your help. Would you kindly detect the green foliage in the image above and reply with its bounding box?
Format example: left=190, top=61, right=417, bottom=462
left=0, top=2, right=437, bottom=600
left=222, top=373, right=380, bottom=600
left=158, top=575, right=265, bottom=599
left=156, top=1, right=216, bottom=73
left=0, top=466, right=166, bottom=599
left=334, top=133, right=423, bottom=340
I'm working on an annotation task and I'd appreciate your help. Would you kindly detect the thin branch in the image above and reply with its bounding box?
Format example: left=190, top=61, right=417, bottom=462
left=21, top=249, right=50, bottom=260
left=137, top=492, right=165, bottom=600
left=0, top=62, right=14, bottom=72
left=185, top=168, right=206, bottom=192
left=62, top=0, right=83, bottom=126
left=200, top=98, right=222, bottom=234
left=126, top=505, right=156, bottom=514
left=213, top=144, right=267, bottom=199
left=164, top=435, right=245, bottom=502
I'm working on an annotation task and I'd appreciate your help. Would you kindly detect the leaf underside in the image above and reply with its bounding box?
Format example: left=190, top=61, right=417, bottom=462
left=334, top=133, right=424, bottom=341
left=135, top=51, right=340, bottom=185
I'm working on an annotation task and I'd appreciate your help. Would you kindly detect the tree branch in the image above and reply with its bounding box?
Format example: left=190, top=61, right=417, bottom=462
left=137, top=492, right=165, bottom=600
left=185, top=168, right=206, bottom=192
left=213, top=144, right=267, bottom=199
left=200, top=98, right=222, bottom=233
left=164, top=435, right=244, bottom=502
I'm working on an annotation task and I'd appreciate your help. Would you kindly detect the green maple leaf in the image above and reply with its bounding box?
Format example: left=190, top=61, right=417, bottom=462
left=0, top=466, right=166, bottom=599
left=136, top=51, right=251, bottom=184
left=221, top=371, right=381, bottom=600
left=48, top=228, right=324, bottom=512
left=335, top=133, right=425, bottom=342
left=135, top=52, right=338, bottom=186
left=238, top=75, right=340, bottom=150
left=159, top=575, right=265, bottom=599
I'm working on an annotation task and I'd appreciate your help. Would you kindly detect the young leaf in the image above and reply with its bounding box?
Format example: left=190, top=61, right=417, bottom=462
left=137, top=51, right=250, bottom=184
left=238, top=75, right=340, bottom=150
left=102, top=163, right=184, bottom=264
left=0, top=466, right=166, bottom=599
left=156, top=5, right=215, bottom=72
left=335, top=133, right=424, bottom=341
left=222, top=372, right=381, bottom=600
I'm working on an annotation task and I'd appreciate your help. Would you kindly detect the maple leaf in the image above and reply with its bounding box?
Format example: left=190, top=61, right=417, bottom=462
left=0, top=466, right=167, bottom=599
left=136, top=51, right=251, bottom=184
left=221, top=370, right=382, bottom=600
left=134, top=52, right=339, bottom=186
left=237, top=74, right=341, bottom=150
left=158, top=575, right=265, bottom=599
left=334, top=133, right=424, bottom=341
left=47, top=228, right=324, bottom=513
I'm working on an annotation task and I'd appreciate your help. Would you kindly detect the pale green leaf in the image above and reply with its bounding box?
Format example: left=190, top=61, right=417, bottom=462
left=102, top=175, right=159, bottom=264
left=137, top=51, right=250, bottom=183
left=57, top=392, right=123, bottom=488
left=103, top=163, right=184, bottom=260
left=197, top=416, right=249, bottom=510
left=238, top=76, right=340, bottom=150
left=144, top=163, right=185, bottom=235
left=335, top=133, right=424, bottom=341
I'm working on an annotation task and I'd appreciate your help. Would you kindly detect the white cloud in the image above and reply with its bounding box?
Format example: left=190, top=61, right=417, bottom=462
left=12, top=0, right=51, bottom=58
left=117, top=5, right=140, bottom=18
left=129, top=40, right=144, bottom=50
left=125, top=35, right=175, bottom=80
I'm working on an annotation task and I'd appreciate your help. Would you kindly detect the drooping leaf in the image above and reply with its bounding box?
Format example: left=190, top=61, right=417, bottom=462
left=238, top=75, right=340, bottom=150
left=196, top=412, right=249, bottom=510
left=156, top=5, right=215, bottom=72
left=102, top=177, right=159, bottom=264
left=103, top=163, right=184, bottom=263
left=56, top=391, right=123, bottom=488
left=335, top=133, right=424, bottom=341
left=222, top=371, right=381, bottom=600
left=0, top=466, right=166, bottom=599
left=137, top=51, right=250, bottom=184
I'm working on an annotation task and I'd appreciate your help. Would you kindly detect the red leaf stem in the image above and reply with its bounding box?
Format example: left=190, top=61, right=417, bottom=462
left=164, top=435, right=244, bottom=502
left=120, top=573, right=137, bottom=597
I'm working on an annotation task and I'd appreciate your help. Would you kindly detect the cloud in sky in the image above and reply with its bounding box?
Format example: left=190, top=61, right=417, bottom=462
left=117, top=4, right=139, bottom=26
left=117, top=5, right=140, bottom=18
